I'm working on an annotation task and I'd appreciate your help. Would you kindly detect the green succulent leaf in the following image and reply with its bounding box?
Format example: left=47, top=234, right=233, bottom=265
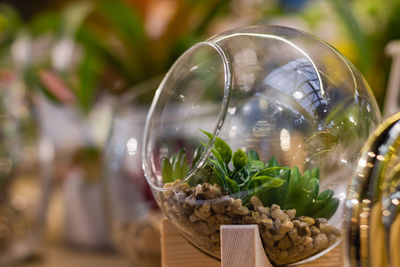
left=207, top=159, right=227, bottom=191
left=311, top=167, right=319, bottom=179
left=275, top=169, right=291, bottom=206
left=317, top=189, right=334, bottom=202
left=296, top=177, right=319, bottom=215
left=171, top=153, right=178, bottom=167
left=210, top=148, right=228, bottom=173
left=247, top=150, right=260, bottom=161
left=311, top=197, right=339, bottom=219
left=179, top=152, right=189, bottom=180
left=288, top=167, right=301, bottom=199
left=247, top=175, right=285, bottom=200
left=226, top=176, right=240, bottom=194
left=190, top=165, right=213, bottom=187
left=233, top=148, right=247, bottom=171
left=267, top=156, right=278, bottom=168
left=161, top=157, right=174, bottom=183
left=247, top=160, right=265, bottom=174
left=257, top=167, right=288, bottom=177
left=172, top=148, right=188, bottom=180
left=201, top=130, right=232, bottom=164
left=209, top=172, right=224, bottom=188
left=308, top=189, right=335, bottom=216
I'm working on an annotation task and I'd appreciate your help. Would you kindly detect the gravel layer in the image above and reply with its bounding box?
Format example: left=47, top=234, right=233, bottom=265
left=158, top=181, right=340, bottom=265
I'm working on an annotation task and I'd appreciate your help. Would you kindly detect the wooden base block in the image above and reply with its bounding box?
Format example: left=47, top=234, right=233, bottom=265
left=221, top=225, right=272, bottom=267
left=161, top=219, right=343, bottom=267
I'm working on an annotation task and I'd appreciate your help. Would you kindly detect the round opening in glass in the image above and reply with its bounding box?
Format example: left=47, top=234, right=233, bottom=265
left=143, top=42, right=232, bottom=191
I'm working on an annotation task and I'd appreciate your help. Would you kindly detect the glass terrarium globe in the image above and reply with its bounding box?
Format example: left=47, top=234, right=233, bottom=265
left=142, top=26, right=381, bottom=265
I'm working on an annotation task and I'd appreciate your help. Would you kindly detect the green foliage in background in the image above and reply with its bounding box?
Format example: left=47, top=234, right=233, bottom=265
left=2, top=0, right=400, bottom=111
left=0, top=0, right=234, bottom=112
left=300, top=0, right=400, bottom=109
left=0, top=4, right=22, bottom=68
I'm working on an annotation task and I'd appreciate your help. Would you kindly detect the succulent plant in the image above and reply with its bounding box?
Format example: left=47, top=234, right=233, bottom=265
left=161, top=130, right=339, bottom=219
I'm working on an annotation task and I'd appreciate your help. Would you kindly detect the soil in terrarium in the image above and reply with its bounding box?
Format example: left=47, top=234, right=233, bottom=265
left=158, top=130, right=341, bottom=265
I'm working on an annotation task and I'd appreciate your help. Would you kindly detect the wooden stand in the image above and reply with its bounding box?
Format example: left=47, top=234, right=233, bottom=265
left=161, top=219, right=343, bottom=267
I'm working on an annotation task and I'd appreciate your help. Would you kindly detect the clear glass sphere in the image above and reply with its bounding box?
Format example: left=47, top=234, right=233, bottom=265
left=143, top=26, right=381, bottom=265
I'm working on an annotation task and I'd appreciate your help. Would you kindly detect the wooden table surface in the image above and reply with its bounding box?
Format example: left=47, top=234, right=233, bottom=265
left=19, top=245, right=130, bottom=267
left=14, top=184, right=131, bottom=267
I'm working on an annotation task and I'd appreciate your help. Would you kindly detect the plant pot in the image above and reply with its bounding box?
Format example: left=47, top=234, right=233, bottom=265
left=142, top=26, right=381, bottom=265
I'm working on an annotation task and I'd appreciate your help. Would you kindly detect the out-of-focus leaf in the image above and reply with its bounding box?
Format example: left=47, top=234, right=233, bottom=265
left=76, top=49, right=103, bottom=112
left=96, top=0, right=146, bottom=45
left=266, top=157, right=278, bottom=168
left=311, top=197, right=339, bottom=219
left=0, top=3, right=22, bottom=51
left=226, top=176, right=239, bottom=194
left=29, top=2, right=92, bottom=38
left=76, top=25, right=137, bottom=85
left=62, top=1, right=93, bottom=35
left=330, top=0, right=371, bottom=75
left=233, top=148, right=247, bottom=171
left=0, top=4, right=22, bottom=35
left=201, top=129, right=232, bottom=164
left=247, top=150, right=260, bottom=161
left=28, top=12, right=62, bottom=36
left=161, top=157, right=174, bottom=183
left=247, top=175, right=285, bottom=202
left=193, top=0, right=230, bottom=36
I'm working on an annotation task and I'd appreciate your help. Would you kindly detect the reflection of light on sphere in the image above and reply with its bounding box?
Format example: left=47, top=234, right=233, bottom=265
left=127, top=138, right=138, bottom=156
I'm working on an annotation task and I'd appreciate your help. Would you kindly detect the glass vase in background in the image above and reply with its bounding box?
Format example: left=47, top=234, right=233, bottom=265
left=35, top=92, right=114, bottom=249
left=0, top=68, right=48, bottom=265
left=104, top=79, right=162, bottom=267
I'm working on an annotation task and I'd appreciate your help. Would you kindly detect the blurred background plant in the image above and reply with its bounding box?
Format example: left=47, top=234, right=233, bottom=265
left=0, top=0, right=400, bottom=265
left=1, top=0, right=399, bottom=109
left=10, top=0, right=245, bottom=111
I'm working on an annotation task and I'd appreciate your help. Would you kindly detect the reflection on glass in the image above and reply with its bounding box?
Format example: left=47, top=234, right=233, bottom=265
left=345, top=113, right=400, bottom=267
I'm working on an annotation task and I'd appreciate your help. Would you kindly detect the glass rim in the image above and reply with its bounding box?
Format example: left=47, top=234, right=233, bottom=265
left=142, top=40, right=233, bottom=192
